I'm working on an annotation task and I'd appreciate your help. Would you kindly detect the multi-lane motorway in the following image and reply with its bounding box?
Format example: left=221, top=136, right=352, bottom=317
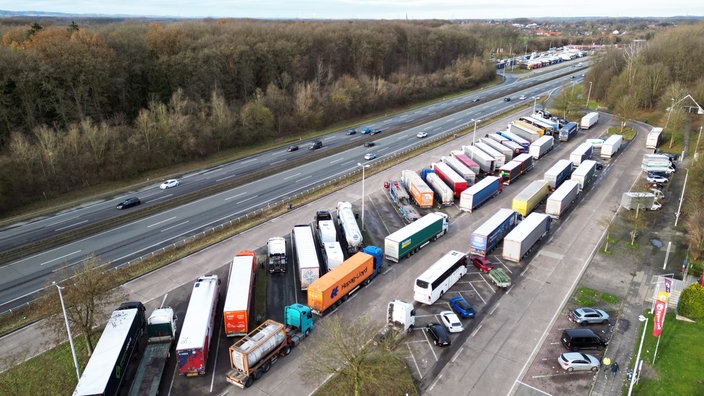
left=0, top=63, right=588, bottom=313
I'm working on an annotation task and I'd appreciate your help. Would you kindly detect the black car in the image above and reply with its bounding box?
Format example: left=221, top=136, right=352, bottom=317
left=503, top=97, right=511, bottom=102
left=287, top=145, right=299, bottom=152
left=472, top=98, right=481, bottom=103
left=116, top=197, right=141, bottom=210
left=309, top=140, right=323, bottom=150
left=363, top=141, right=375, bottom=148
left=426, top=322, right=451, bottom=347
left=346, top=129, right=357, bottom=135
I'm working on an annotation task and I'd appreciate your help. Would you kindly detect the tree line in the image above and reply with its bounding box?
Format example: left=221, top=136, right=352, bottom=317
left=0, top=19, right=502, bottom=212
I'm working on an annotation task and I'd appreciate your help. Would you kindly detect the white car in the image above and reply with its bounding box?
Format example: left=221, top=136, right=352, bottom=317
left=439, top=311, right=464, bottom=333
left=646, top=175, right=669, bottom=184
left=519, top=95, right=527, bottom=100
left=160, top=179, right=180, bottom=189
left=416, top=131, right=428, bottom=138
left=558, top=352, right=599, bottom=372
left=363, top=152, right=377, bottom=161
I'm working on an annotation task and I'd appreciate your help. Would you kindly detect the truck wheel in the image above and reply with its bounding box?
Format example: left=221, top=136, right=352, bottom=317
left=283, top=345, right=291, bottom=355
left=262, top=361, right=271, bottom=373
left=305, top=329, right=311, bottom=337
left=244, top=377, right=254, bottom=388
left=253, top=368, right=263, bottom=380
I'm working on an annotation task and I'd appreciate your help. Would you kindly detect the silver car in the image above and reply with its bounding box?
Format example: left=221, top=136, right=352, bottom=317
left=568, top=307, right=610, bottom=325
left=558, top=352, right=599, bottom=372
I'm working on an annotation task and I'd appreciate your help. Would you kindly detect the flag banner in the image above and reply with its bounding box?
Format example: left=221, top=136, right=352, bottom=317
left=664, top=278, right=672, bottom=293
left=653, top=300, right=666, bottom=337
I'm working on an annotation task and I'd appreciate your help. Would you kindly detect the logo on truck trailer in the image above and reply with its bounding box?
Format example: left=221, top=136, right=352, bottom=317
left=329, top=267, right=370, bottom=299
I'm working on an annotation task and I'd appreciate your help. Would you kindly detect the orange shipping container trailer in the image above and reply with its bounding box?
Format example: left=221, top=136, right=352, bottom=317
left=223, top=251, right=257, bottom=337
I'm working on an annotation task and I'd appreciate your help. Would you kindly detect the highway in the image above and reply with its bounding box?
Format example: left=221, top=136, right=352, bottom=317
left=0, top=63, right=588, bottom=313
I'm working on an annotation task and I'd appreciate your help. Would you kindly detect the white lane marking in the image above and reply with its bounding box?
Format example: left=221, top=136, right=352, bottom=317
left=161, top=221, right=189, bottom=233
left=55, top=220, right=89, bottom=232
left=147, top=217, right=177, bottom=228
left=41, top=250, right=81, bottom=266
left=284, top=173, right=301, bottom=181
left=224, top=192, right=247, bottom=201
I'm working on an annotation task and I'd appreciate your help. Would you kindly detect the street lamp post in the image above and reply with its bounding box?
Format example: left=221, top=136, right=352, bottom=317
left=471, top=118, right=480, bottom=145
left=53, top=281, right=81, bottom=381
left=664, top=97, right=675, bottom=131
left=532, top=97, right=539, bottom=114
left=586, top=81, right=593, bottom=108
left=357, top=163, right=371, bottom=230
left=628, top=315, right=648, bottom=396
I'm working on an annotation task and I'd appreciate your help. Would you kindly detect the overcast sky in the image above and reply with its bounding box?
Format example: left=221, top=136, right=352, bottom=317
left=1, top=0, right=702, bottom=20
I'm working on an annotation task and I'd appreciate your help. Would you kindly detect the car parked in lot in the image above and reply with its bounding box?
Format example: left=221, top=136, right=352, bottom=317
left=568, top=307, right=610, bottom=325
left=440, top=311, right=464, bottom=333
left=287, top=145, right=299, bottom=152
left=471, top=255, right=495, bottom=273
left=159, top=179, right=180, bottom=189
left=558, top=352, right=599, bottom=372
left=416, top=131, right=428, bottom=138
left=116, top=197, right=141, bottom=210
left=426, top=322, right=451, bottom=347
left=561, top=328, right=608, bottom=351
left=645, top=182, right=665, bottom=190
left=449, top=296, right=476, bottom=318
left=364, top=152, right=377, bottom=160
left=363, top=141, right=375, bottom=148
left=646, top=175, right=669, bottom=184
left=647, top=171, right=669, bottom=179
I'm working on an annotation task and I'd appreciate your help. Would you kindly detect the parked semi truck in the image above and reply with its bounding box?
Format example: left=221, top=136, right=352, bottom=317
left=441, top=156, right=476, bottom=185
left=317, top=219, right=337, bottom=244
left=267, top=237, right=287, bottom=273
left=292, top=224, right=321, bottom=290
left=384, top=212, right=449, bottom=262
left=373, top=300, right=416, bottom=349
left=459, top=176, right=502, bottom=212
left=641, top=154, right=675, bottom=172
left=509, top=121, right=542, bottom=142
left=485, top=133, right=525, bottom=156
left=432, top=162, right=467, bottom=197
left=646, top=127, right=663, bottom=149
left=480, top=137, right=513, bottom=163
left=401, top=170, right=434, bottom=208
left=513, top=153, right=535, bottom=174
left=450, top=150, right=481, bottom=174
left=601, top=134, right=623, bottom=158
left=580, top=112, right=599, bottom=129
left=73, top=302, right=146, bottom=396
left=570, top=142, right=593, bottom=166
left=546, top=180, right=580, bottom=219
left=322, top=241, right=345, bottom=271
left=512, top=179, right=549, bottom=218
left=337, top=201, right=363, bottom=253
left=571, top=160, right=597, bottom=190
left=469, top=208, right=518, bottom=257
left=387, top=179, right=411, bottom=206
left=128, top=306, right=178, bottom=396
left=621, top=192, right=661, bottom=211
left=529, top=135, right=555, bottom=160
left=423, top=170, right=454, bottom=207
left=307, top=246, right=383, bottom=315
left=224, top=251, right=257, bottom=337
left=474, top=141, right=506, bottom=168
left=545, top=159, right=573, bottom=190
left=499, top=161, right=522, bottom=185
left=502, top=213, right=552, bottom=262
left=463, top=144, right=495, bottom=174
left=176, top=275, right=219, bottom=376
left=226, top=304, right=313, bottom=388
left=558, top=122, right=579, bottom=142
left=498, top=130, right=531, bottom=151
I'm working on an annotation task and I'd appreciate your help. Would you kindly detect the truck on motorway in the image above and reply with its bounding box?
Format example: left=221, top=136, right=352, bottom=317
left=337, top=201, right=363, bottom=253
left=502, top=213, right=552, bottom=262
left=128, top=306, right=178, bottom=396
left=512, top=179, right=549, bottom=218
left=580, top=112, right=599, bottom=129
left=497, top=130, right=531, bottom=151
left=558, top=122, right=579, bottom=142
left=73, top=302, right=146, bottom=396
left=401, top=169, right=434, bottom=208
left=621, top=192, right=661, bottom=211
left=513, top=153, right=535, bottom=174
left=570, top=142, right=593, bottom=166
left=384, top=212, right=449, bottom=263
left=529, top=135, right=555, bottom=160
left=423, top=170, right=454, bottom=207
left=509, top=120, right=542, bottom=142
left=463, top=144, right=496, bottom=173
left=432, top=162, right=467, bottom=197
left=307, top=246, right=383, bottom=315
left=226, top=304, right=313, bottom=389
left=641, top=154, right=675, bottom=173
left=322, top=241, right=344, bottom=271
left=545, top=159, right=573, bottom=190
left=469, top=208, right=518, bottom=257
left=387, top=179, right=411, bottom=206
left=480, top=137, right=513, bottom=162
left=571, top=160, right=597, bottom=190
left=601, top=134, right=623, bottom=158
left=499, top=161, right=522, bottom=185
left=267, top=237, right=287, bottom=273
left=485, top=133, right=525, bottom=156
left=546, top=180, right=580, bottom=219
left=442, top=155, right=476, bottom=185
left=474, top=141, right=506, bottom=168
left=459, top=176, right=502, bottom=212
left=292, top=224, right=321, bottom=290
left=646, top=127, right=663, bottom=149
left=450, top=150, right=481, bottom=174
left=224, top=251, right=257, bottom=337
left=176, top=275, right=219, bottom=376
left=373, top=300, right=416, bottom=350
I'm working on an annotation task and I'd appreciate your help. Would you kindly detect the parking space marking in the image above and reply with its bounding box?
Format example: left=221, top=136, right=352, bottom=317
left=406, top=342, right=423, bottom=379
left=515, top=380, right=553, bottom=395
left=428, top=374, right=444, bottom=392
left=470, top=324, right=482, bottom=337
left=423, top=330, right=439, bottom=362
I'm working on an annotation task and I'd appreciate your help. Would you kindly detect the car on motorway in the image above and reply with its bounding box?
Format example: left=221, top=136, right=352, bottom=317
left=116, top=197, right=141, bottom=210
left=363, top=141, right=375, bottom=147
left=503, top=97, right=511, bottom=102
left=363, top=152, right=377, bottom=161
left=360, top=127, right=373, bottom=134
left=440, top=311, right=464, bottom=333
left=519, top=95, right=527, bottom=100
left=370, top=129, right=382, bottom=135
left=471, top=255, right=494, bottom=273
left=568, top=307, right=610, bottom=325
left=472, top=98, right=481, bottom=102
left=416, top=131, right=428, bottom=138
left=449, top=296, right=476, bottom=319
left=426, top=322, right=451, bottom=347
left=309, top=140, right=323, bottom=150
left=558, top=352, right=599, bottom=372
left=346, top=129, right=357, bottom=135
left=159, top=179, right=180, bottom=189
left=287, top=145, right=299, bottom=152
left=646, top=175, right=669, bottom=184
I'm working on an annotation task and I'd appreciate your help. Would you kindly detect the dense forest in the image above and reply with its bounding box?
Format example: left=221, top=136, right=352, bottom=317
left=0, top=19, right=503, bottom=212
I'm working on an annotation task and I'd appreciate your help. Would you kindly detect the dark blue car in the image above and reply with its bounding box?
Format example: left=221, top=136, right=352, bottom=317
left=450, top=296, right=476, bottom=318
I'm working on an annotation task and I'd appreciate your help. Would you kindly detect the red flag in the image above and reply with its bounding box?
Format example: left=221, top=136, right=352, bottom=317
left=653, top=300, right=666, bottom=337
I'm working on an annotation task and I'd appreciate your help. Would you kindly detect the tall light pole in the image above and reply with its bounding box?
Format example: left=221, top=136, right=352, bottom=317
left=586, top=81, right=593, bottom=108
left=628, top=315, right=648, bottom=396
left=664, top=97, right=675, bottom=130
left=53, top=281, right=81, bottom=381
left=532, top=97, right=540, bottom=114
left=357, top=163, right=370, bottom=230
left=471, top=118, right=480, bottom=145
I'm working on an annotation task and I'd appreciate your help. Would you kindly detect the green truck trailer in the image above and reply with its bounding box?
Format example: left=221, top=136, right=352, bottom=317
left=384, top=212, right=449, bottom=263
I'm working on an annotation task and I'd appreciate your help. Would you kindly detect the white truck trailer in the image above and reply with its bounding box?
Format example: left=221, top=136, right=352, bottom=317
left=502, top=213, right=551, bottom=262
left=545, top=180, right=580, bottom=219
left=580, top=112, right=599, bottom=129
left=600, top=134, right=623, bottom=158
